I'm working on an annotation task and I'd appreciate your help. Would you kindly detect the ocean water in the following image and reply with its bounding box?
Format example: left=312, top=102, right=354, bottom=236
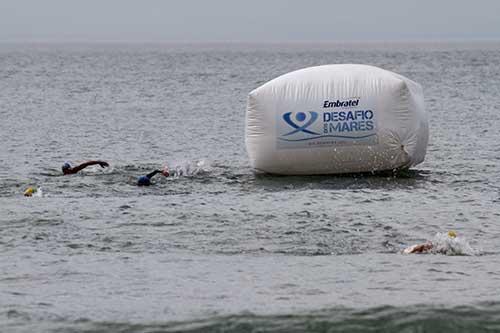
left=1, top=41, right=500, bottom=332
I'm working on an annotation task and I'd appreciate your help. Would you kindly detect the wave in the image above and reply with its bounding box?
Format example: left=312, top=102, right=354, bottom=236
left=6, top=303, right=500, bottom=333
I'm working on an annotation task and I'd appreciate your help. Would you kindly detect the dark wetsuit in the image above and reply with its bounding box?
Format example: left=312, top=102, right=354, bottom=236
left=137, top=170, right=163, bottom=186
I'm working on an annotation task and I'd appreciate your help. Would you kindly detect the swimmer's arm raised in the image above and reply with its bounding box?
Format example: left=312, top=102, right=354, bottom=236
left=71, top=160, right=109, bottom=173
left=146, top=170, right=164, bottom=179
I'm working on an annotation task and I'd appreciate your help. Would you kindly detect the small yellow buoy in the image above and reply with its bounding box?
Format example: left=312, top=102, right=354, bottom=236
left=448, top=230, right=457, bottom=238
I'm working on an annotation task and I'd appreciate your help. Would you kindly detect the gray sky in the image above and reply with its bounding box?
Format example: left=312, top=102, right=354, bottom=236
left=1, top=0, right=500, bottom=42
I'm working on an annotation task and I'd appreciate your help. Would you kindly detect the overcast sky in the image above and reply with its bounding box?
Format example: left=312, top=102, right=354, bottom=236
left=1, top=0, right=499, bottom=42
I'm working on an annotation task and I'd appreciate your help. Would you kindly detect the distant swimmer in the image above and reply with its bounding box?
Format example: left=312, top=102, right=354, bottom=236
left=24, top=187, right=37, bottom=197
left=62, top=160, right=109, bottom=175
left=137, top=166, right=170, bottom=186
left=23, top=186, right=43, bottom=197
left=403, top=231, right=458, bottom=254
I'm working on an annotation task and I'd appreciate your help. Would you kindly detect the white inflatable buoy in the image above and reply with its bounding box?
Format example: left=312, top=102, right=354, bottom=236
left=245, top=64, right=429, bottom=175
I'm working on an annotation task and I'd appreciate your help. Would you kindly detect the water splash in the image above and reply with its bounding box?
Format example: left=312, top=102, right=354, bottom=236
left=404, top=232, right=478, bottom=256
left=32, top=187, right=43, bottom=198
left=168, top=159, right=212, bottom=178
left=430, top=232, right=478, bottom=256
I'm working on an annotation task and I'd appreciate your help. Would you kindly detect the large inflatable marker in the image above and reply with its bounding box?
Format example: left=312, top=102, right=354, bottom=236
left=245, top=64, right=428, bottom=175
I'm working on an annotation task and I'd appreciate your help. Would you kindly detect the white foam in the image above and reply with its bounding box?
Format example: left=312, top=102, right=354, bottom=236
left=169, top=159, right=211, bottom=177
left=32, top=187, right=43, bottom=198
left=430, top=232, right=478, bottom=256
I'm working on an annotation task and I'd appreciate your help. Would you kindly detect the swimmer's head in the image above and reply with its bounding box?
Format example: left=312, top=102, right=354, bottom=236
left=61, top=162, right=71, bottom=173
left=448, top=230, right=457, bottom=238
left=137, top=175, right=151, bottom=186
left=24, top=187, right=37, bottom=197
left=162, top=165, right=170, bottom=177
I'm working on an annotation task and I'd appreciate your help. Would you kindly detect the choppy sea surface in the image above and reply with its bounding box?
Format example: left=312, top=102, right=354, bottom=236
left=1, top=41, right=500, bottom=332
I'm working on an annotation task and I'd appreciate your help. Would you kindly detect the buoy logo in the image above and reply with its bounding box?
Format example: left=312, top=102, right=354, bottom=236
left=277, top=102, right=378, bottom=149
left=282, top=111, right=320, bottom=136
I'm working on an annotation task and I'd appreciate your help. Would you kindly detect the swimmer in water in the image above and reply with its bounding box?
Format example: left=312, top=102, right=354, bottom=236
left=403, top=230, right=457, bottom=254
left=137, top=166, right=170, bottom=186
left=62, top=160, right=109, bottom=175
left=24, top=187, right=37, bottom=197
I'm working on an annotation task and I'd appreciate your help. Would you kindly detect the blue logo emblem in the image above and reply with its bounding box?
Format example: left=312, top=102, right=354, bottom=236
left=282, top=111, right=319, bottom=136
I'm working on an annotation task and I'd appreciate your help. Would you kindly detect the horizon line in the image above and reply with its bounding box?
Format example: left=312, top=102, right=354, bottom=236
left=1, top=37, right=500, bottom=45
